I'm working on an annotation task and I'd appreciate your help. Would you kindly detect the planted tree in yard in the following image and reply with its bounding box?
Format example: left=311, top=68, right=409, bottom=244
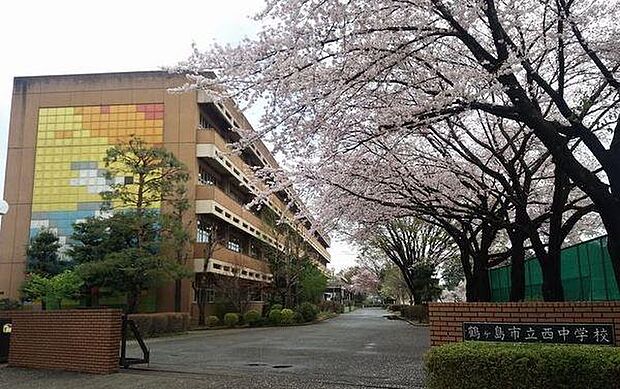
left=212, top=269, right=264, bottom=316
left=76, top=246, right=189, bottom=313
left=409, top=263, right=442, bottom=304
left=101, top=135, right=189, bottom=213
left=175, top=0, right=617, bottom=299
left=69, top=211, right=146, bottom=307
left=367, top=218, right=458, bottom=304
left=72, top=137, right=191, bottom=313
left=192, top=219, right=224, bottom=326
left=21, top=270, right=83, bottom=310
left=299, top=264, right=328, bottom=304
left=265, top=223, right=311, bottom=308
left=26, top=229, right=65, bottom=277
left=160, top=184, right=192, bottom=312
left=380, top=265, right=412, bottom=305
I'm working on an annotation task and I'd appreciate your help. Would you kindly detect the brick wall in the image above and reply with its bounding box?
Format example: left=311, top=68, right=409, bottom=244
left=429, top=302, right=620, bottom=347
left=0, top=309, right=122, bottom=374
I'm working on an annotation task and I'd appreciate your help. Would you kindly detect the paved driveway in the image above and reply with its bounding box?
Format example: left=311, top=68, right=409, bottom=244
left=0, top=308, right=429, bottom=388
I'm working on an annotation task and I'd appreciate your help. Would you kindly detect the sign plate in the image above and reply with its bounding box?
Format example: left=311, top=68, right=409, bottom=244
left=463, top=322, right=614, bottom=345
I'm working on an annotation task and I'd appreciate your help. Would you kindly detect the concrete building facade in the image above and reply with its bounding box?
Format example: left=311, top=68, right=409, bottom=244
left=0, top=71, right=330, bottom=315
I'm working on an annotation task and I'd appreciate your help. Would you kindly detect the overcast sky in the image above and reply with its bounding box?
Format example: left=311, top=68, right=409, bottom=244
left=0, top=0, right=357, bottom=271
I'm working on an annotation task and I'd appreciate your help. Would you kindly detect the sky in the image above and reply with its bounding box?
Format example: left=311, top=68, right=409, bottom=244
left=0, top=0, right=357, bottom=271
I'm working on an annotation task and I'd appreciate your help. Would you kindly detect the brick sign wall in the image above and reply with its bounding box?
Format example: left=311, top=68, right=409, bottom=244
left=0, top=309, right=122, bottom=374
left=428, top=302, right=620, bottom=347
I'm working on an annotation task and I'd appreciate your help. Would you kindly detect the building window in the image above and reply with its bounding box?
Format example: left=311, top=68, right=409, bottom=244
left=227, top=234, right=241, bottom=253
left=199, top=113, right=215, bottom=130
left=194, top=288, right=215, bottom=304
left=248, top=289, right=263, bottom=302
left=198, top=167, right=217, bottom=186
left=196, top=217, right=212, bottom=243
left=249, top=241, right=261, bottom=259
left=228, top=184, right=246, bottom=205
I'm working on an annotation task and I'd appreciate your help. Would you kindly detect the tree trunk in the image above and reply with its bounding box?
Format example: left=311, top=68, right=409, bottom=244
left=174, top=279, right=182, bottom=312
left=464, top=267, right=491, bottom=302
left=474, top=267, right=491, bottom=302
left=509, top=234, right=526, bottom=302
left=198, top=305, right=206, bottom=326
left=530, top=215, right=565, bottom=301
left=539, top=252, right=564, bottom=301
left=92, top=287, right=100, bottom=307
left=127, top=290, right=140, bottom=314
left=601, top=211, right=620, bottom=291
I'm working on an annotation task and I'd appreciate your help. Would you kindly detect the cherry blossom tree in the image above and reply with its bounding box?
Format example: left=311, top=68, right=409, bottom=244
left=173, top=0, right=617, bottom=296
left=348, top=268, right=380, bottom=296
left=419, top=116, right=599, bottom=301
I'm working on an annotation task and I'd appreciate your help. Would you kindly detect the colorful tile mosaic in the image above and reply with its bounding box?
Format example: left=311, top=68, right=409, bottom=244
left=31, top=104, right=164, bottom=239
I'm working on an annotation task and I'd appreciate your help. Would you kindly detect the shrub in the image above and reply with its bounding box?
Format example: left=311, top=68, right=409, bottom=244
left=128, top=312, right=190, bottom=337
left=293, top=311, right=305, bottom=324
left=268, top=309, right=282, bottom=325
left=401, top=304, right=428, bottom=323
left=388, top=304, right=405, bottom=312
left=0, top=298, right=21, bottom=311
left=425, top=342, right=620, bottom=389
left=270, top=303, right=283, bottom=311
left=280, top=308, right=295, bottom=324
left=318, top=301, right=344, bottom=314
left=150, top=314, right=169, bottom=335
left=206, top=315, right=220, bottom=327
left=243, top=310, right=262, bottom=326
left=297, top=302, right=319, bottom=322
left=223, top=312, right=239, bottom=327
left=255, top=316, right=270, bottom=327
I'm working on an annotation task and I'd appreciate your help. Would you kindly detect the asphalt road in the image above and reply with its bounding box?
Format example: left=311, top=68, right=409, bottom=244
left=0, top=308, right=430, bottom=388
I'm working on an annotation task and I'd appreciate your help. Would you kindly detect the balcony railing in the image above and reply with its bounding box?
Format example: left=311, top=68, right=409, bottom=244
left=195, top=185, right=266, bottom=233
left=196, top=127, right=331, bottom=261
left=193, top=242, right=271, bottom=275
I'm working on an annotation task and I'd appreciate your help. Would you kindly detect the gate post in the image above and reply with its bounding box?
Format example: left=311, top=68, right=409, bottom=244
left=0, top=319, right=11, bottom=363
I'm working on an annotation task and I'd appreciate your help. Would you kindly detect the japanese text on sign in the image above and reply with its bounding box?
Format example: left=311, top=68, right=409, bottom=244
left=462, top=322, right=614, bottom=345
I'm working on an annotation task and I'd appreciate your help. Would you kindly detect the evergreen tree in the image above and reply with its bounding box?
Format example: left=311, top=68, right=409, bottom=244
left=26, top=229, right=65, bottom=277
left=71, top=137, right=191, bottom=313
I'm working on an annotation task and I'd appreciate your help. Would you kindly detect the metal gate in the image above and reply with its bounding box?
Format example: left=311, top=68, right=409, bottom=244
left=119, top=315, right=149, bottom=369
left=0, top=320, right=11, bottom=363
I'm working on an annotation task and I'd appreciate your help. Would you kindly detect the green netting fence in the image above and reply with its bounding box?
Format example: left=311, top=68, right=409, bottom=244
left=489, top=235, right=620, bottom=301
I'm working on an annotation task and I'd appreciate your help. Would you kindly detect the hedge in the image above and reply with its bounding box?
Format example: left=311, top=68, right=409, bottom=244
left=401, top=304, right=428, bottom=323
left=425, top=342, right=620, bottom=389
left=129, top=312, right=190, bottom=338
left=317, top=301, right=344, bottom=313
